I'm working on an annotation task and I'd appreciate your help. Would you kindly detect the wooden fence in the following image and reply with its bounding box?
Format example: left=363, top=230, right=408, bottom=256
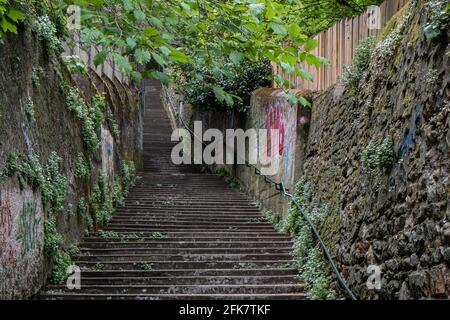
left=273, top=0, right=409, bottom=91
left=63, top=34, right=129, bottom=85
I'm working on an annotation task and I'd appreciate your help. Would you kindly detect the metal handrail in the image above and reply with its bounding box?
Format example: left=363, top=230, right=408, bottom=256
left=161, top=85, right=357, bottom=300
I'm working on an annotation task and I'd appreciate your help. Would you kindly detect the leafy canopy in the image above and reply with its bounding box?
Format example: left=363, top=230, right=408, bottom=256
left=68, top=0, right=329, bottom=106
left=1, top=0, right=384, bottom=106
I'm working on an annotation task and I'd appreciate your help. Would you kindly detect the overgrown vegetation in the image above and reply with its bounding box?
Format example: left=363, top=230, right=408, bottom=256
left=64, top=55, right=88, bottom=75
left=65, top=87, right=101, bottom=154
left=0, top=151, right=136, bottom=283
left=362, top=137, right=394, bottom=177
left=174, top=58, right=272, bottom=112
left=216, top=168, right=241, bottom=190
left=423, top=0, right=450, bottom=41
left=24, top=96, right=35, bottom=122
left=265, top=178, right=335, bottom=299
left=341, top=37, right=375, bottom=87
left=0, top=0, right=24, bottom=38
left=74, top=153, right=91, bottom=179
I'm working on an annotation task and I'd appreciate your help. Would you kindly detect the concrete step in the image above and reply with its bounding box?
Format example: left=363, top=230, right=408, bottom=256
left=81, top=241, right=292, bottom=249
left=74, top=260, right=295, bottom=270
left=70, top=275, right=302, bottom=286
left=41, top=293, right=307, bottom=300
left=40, top=81, right=305, bottom=300
left=45, top=284, right=305, bottom=295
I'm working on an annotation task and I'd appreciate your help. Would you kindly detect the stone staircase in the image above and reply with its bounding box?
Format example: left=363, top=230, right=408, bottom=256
left=40, top=80, right=306, bottom=300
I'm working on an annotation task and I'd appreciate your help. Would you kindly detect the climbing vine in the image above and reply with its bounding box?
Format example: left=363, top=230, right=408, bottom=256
left=265, top=178, right=335, bottom=299
left=65, top=87, right=101, bottom=154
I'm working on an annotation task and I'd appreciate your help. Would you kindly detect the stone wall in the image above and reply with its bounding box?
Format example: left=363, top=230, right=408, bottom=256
left=0, top=29, right=143, bottom=298
left=302, top=0, right=449, bottom=299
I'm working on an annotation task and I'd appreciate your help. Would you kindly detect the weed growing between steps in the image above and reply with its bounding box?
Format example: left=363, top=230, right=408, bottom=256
left=215, top=168, right=242, bottom=191
left=134, top=262, right=153, bottom=271
left=264, top=178, right=335, bottom=300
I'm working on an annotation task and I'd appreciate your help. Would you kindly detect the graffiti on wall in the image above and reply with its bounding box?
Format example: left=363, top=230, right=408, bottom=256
left=265, top=103, right=286, bottom=157
left=16, top=201, right=41, bottom=257
left=399, top=105, right=422, bottom=158
left=0, top=192, right=16, bottom=270
left=257, top=96, right=297, bottom=184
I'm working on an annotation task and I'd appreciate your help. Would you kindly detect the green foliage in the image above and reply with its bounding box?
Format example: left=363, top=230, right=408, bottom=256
left=121, top=160, right=136, bottom=195
left=77, top=197, right=87, bottom=218
left=24, top=96, right=35, bottom=121
left=341, top=37, right=375, bottom=87
left=302, top=246, right=334, bottom=299
left=44, top=215, right=63, bottom=256
left=64, top=55, right=88, bottom=75
left=264, top=210, right=283, bottom=232
left=150, top=232, right=167, bottom=239
left=0, top=152, right=71, bottom=281
left=424, top=0, right=450, bottom=41
left=112, top=178, right=125, bottom=206
left=74, top=153, right=91, bottom=179
left=291, top=0, right=383, bottom=36
left=371, top=2, right=413, bottom=72
left=98, top=230, right=120, bottom=239
left=41, top=152, right=68, bottom=216
left=216, top=168, right=241, bottom=190
left=0, top=0, right=24, bottom=37
left=277, top=178, right=335, bottom=299
left=64, top=0, right=335, bottom=105
left=66, top=87, right=101, bottom=153
left=174, top=58, right=272, bottom=111
left=33, top=14, right=62, bottom=55
left=66, top=243, right=80, bottom=256
left=89, top=173, right=114, bottom=228
left=50, top=249, right=71, bottom=284
left=31, top=66, right=43, bottom=87
left=133, top=262, right=153, bottom=271
left=362, top=137, right=394, bottom=175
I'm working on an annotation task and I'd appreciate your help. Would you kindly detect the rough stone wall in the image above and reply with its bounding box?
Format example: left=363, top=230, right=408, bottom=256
left=302, top=0, right=449, bottom=299
left=0, top=29, right=143, bottom=298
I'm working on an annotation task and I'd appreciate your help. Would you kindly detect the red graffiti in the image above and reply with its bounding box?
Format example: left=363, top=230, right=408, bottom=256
left=265, top=104, right=285, bottom=156
left=0, top=193, right=16, bottom=269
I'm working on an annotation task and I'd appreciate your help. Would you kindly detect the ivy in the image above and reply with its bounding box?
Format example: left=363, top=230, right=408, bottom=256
left=362, top=137, right=394, bottom=176
left=66, top=87, right=101, bottom=154
left=341, top=37, right=375, bottom=87
left=50, top=249, right=71, bottom=285
left=266, top=178, right=335, bottom=299
left=64, top=55, right=88, bottom=75
left=121, top=160, right=136, bottom=195
left=0, top=0, right=24, bottom=37
left=33, top=14, right=62, bottom=55
left=74, top=153, right=91, bottom=180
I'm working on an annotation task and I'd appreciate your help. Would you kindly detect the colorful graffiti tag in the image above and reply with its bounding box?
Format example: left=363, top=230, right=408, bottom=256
left=265, top=103, right=286, bottom=157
